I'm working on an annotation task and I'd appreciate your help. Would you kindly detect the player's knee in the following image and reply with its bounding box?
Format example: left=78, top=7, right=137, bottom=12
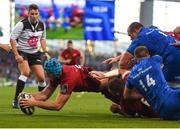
left=20, top=68, right=30, bottom=77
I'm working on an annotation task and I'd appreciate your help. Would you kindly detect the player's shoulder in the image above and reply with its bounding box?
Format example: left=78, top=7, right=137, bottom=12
left=15, top=18, right=26, bottom=26
left=20, top=17, right=30, bottom=30
left=12, top=20, right=24, bottom=31
left=60, top=65, right=73, bottom=81
left=73, top=48, right=80, bottom=53
left=21, top=17, right=28, bottom=23
left=140, top=27, right=149, bottom=32
left=138, top=27, right=150, bottom=36
left=151, top=55, right=162, bottom=63
left=61, top=49, right=68, bottom=54
left=63, top=65, right=78, bottom=72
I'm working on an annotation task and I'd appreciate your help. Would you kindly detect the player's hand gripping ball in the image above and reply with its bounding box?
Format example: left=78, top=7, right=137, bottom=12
left=18, top=93, right=35, bottom=115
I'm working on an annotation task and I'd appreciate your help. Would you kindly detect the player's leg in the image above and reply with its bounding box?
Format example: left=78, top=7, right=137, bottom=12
left=28, top=51, right=46, bottom=91
left=171, top=112, right=180, bottom=120
left=161, top=89, right=180, bottom=120
left=163, top=50, right=180, bottom=84
left=31, top=64, right=46, bottom=91
left=13, top=60, right=30, bottom=108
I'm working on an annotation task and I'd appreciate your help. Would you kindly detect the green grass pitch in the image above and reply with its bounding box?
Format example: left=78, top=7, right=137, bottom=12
left=46, top=25, right=83, bottom=39
left=0, top=86, right=179, bottom=128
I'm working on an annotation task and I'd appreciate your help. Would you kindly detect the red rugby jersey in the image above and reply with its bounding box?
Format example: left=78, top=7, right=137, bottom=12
left=60, top=48, right=81, bottom=65
left=50, top=65, right=100, bottom=94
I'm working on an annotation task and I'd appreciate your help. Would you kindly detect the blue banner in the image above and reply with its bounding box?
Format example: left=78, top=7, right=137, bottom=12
left=84, top=0, right=115, bottom=40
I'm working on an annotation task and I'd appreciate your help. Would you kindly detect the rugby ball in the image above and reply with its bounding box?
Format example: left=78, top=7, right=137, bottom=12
left=19, top=93, right=35, bottom=115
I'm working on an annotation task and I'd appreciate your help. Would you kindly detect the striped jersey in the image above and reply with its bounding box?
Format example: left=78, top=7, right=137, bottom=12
left=10, top=17, right=46, bottom=54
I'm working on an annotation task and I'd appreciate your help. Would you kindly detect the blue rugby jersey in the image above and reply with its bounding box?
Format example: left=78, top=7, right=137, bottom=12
left=126, top=55, right=171, bottom=113
left=127, top=27, right=175, bottom=59
left=127, top=27, right=180, bottom=83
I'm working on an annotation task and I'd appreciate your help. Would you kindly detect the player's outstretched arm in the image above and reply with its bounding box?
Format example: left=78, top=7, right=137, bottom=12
left=103, top=69, right=119, bottom=78
left=89, top=71, right=105, bottom=79
left=20, top=93, right=71, bottom=111
left=90, top=69, right=120, bottom=79
left=31, top=85, right=57, bottom=101
left=102, top=55, right=121, bottom=64
left=33, top=93, right=71, bottom=111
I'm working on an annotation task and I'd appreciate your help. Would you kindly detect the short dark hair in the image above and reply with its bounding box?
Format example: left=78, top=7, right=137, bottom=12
left=28, top=4, right=39, bottom=12
left=128, top=22, right=144, bottom=34
left=67, top=40, right=73, bottom=44
left=108, top=76, right=123, bottom=97
left=134, top=46, right=149, bottom=59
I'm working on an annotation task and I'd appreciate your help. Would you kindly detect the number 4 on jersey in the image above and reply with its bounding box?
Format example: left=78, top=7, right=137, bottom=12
left=146, top=74, right=155, bottom=87
left=139, top=74, right=156, bottom=91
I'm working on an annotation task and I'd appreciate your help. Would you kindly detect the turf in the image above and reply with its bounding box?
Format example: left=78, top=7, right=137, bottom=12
left=0, top=86, right=179, bottom=128
left=46, top=25, right=83, bottom=39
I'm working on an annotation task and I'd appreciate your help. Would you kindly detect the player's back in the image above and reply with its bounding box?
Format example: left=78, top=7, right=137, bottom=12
left=128, top=55, right=172, bottom=113
left=127, top=28, right=180, bottom=83
left=61, top=65, right=99, bottom=93
left=61, top=65, right=84, bottom=89
left=128, top=28, right=176, bottom=59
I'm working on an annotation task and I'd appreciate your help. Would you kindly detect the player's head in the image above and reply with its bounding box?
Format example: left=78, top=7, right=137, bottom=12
left=127, top=22, right=144, bottom=40
left=44, top=58, right=62, bottom=78
left=134, top=46, right=150, bottom=59
left=173, top=26, right=180, bottom=34
left=67, top=40, right=73, bottom=51
left=107, top=76, right=123, bottom=97
left=28, top=4, right=39, bottom=24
